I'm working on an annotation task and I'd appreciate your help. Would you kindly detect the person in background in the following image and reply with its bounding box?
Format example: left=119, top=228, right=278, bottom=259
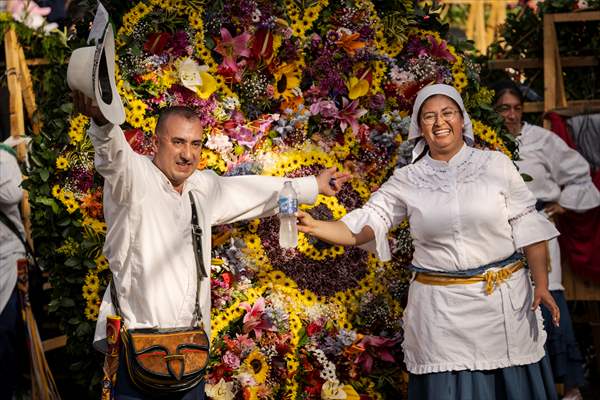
left=296, top=83, right=561, bottom=400
left=493, top=79, right=600, bottom=400
left=0, top=138, right=26, bottom=400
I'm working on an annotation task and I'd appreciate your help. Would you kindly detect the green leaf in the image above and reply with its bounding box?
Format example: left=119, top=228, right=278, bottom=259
left=48, top=299, right=60, bottom=312
left=68, top=317, right=81, bottom=325
left=37, top=196, right=60, bottom=214
left=57, top=218, right=71, bottom=227
left=60, top=102, right=73, bottom=114
left=521, top=173, right=533, bottom=182
left=65, top=257, right=81, bottom=267
left=61, top=297, right=76, bottom=307
left=75, top=322, right=92, bottom=336
left=39, top=168, right=50, bottom=182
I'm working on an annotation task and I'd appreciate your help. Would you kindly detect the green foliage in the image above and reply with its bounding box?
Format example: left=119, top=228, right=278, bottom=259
left=485, top=0, right=600, bottom=104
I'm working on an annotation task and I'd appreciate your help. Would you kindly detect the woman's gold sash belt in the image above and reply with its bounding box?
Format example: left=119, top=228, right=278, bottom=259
left=414, top=260, right=525, bottom=295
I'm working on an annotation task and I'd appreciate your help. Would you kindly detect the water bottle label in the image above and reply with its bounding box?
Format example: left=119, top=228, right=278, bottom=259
left=279, top=197, right=298, bottom=215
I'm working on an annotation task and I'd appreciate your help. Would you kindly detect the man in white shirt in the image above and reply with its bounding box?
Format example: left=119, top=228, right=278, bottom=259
left=73, top=91, right=348, bottom=399
left=0, top=140, right=27, bottom=400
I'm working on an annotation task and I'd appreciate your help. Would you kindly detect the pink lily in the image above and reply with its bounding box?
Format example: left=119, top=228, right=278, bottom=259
left=353, top=334, right=401, bottom=374
left=214, top=28, right=251, bottom=66
left=239, top=297, right=275, bottom=339
left=428, top=36, right=456, bottom=63
left=336, top=98, right=367, bottom=134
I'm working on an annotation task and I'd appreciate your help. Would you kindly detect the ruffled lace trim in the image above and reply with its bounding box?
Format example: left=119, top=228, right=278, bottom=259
left=406, top=148, right=492, bottom=192
left=405, top=347, right=546, bottom=374
left=508, top=205, right=537, bottom=226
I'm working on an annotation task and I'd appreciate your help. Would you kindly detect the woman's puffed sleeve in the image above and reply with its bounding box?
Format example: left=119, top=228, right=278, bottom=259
left=502, top=154, right=559, bottom=248
left=545, top=134, right=600, bottom=211
left=340, top=168, right=407, bottom=261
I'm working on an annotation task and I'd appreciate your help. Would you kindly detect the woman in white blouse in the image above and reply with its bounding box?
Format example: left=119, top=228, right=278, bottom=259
left=493, top=79, right=600, bottom=400
left=297, top=84, right=561, bottom=399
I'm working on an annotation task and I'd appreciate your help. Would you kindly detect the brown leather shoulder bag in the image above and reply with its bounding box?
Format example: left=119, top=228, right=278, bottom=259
left=112, top=192, right=210, bottom=394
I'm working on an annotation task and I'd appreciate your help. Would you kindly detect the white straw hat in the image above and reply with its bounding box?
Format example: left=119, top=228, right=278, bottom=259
left=67, top=2, right=124, bottom=125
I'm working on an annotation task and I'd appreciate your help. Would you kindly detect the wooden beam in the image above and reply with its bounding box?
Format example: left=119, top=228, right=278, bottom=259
left=18, top=44, right=41, bottom=135
left=488, top=56, right=598, bottom=69
left=42, top=335, right=67, bottom=352
left=543, top=14, right=558, bottom=112
left=4, top=27, right=25, bottom=139
left=552, top=10, right=600, bottom=23
left=523, top=99, right=600, bottom=113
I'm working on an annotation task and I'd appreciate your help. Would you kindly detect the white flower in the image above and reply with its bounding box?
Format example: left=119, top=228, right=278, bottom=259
left=205, top=378, right=236, bottom=400
left=578, top=0, right=589, bottom=9
left=235, top=372, right=256, bottom=386
left=177, top=57, right=208, bottom=93
left=321, top=380, right=347, bottom=400
left=252, top=9, right=262, bottom=22
left=205, top=133, right=233, bottom=154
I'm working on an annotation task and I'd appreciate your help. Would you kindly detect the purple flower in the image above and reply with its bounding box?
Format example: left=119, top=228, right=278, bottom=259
left=369, top=94, right=386, bottom=111
left=310, top=100, right=338, bottom=119
left=223, top=350, right=241, bottom=369
left=168, top=31, right=192, bottom=57
left=336, top=97, right=367, bottom=134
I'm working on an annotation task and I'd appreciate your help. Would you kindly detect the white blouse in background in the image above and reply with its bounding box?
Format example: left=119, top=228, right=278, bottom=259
left=517, top=123, right=600, bottom=290
left=342, top=144, right=559, bottom=374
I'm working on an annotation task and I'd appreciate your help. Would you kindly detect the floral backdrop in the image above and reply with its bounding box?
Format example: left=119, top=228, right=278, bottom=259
left=3, top=0, right=516, bottom=398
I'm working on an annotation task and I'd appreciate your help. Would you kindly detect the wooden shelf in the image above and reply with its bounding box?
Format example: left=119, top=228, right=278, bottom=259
left=523, top=99, right=600, bottom=113
left=488, top=56, right=598, bottom=70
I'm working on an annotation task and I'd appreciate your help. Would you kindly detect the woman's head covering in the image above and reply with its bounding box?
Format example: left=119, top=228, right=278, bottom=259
left=408, top=84, right=473, bottom=162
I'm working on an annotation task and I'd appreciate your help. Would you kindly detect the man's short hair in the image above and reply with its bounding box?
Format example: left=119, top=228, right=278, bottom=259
left=156, top=106, right=201, bottom=135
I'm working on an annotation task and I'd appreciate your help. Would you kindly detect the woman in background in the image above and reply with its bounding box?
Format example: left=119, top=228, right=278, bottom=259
left=493, top=79, right=600, bottom=400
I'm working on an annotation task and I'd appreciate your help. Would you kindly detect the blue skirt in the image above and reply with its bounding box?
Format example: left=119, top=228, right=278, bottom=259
left=540, top=290, right=586, bottom=390
left=408, top=356, right=558, bottom=400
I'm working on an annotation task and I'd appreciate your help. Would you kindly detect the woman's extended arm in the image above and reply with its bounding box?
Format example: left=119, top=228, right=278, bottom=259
left=296, top=210, right=375, bottom=246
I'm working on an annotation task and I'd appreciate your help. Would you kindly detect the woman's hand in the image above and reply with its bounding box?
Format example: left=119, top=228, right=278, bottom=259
left=316, top=167, right=352, bottom=196
left=544, top=202, right=567, bottom=218
left=296, top=210, right=318, bottom=235
left=532, top=286, right=560, bottom=327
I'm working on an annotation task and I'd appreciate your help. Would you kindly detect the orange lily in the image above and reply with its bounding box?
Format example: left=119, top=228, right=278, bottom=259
left=335, top=32, right=366, bottom=56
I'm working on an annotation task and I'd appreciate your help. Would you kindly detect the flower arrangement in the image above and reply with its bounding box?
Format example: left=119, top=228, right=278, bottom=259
left=39, top=0, right=517, bottom=396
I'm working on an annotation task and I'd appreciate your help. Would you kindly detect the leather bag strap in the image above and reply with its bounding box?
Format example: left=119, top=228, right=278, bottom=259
left=188, top=191, right=206, bottom=327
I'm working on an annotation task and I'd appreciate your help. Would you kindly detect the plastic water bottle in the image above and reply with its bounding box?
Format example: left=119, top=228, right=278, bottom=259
left=279, top=181, right=298, bottom=248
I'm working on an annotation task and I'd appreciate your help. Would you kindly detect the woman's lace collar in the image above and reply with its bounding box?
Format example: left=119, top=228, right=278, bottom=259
left=406, top=145, right=491, bottom=192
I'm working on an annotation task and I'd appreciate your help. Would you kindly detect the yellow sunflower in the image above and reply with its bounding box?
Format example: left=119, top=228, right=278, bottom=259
left=95, top=255, right=109, bottom=271
left=273, top=63, right=301, bottom=100
left=242, top=349, right=270, bottom=384
left=85, top=272, right=100, bottom=289
left=84, top=302, right=100, bottom=321
left=82, top=284, right=96, bottom=300
left=453, top=72, right=468, bottom=91
left=65, top=199, right=79, bottom=214
left=51, top=185, right=62, bottom=198
left=55, top=156, right=69, bottom=170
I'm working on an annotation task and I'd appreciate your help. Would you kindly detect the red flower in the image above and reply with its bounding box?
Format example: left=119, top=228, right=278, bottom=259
left=250, top=28, right=274, bottom=61
left=306, top=320, right=324, bottom=337
left=352, top=334, right=401, bottom=374
left=143, top=32, right=172, bottom=55
left=221, top=272, right=233, bottom=288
